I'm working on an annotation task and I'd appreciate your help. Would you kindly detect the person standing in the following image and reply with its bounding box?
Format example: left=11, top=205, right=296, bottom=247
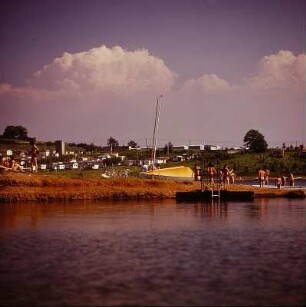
left=289, top=173, right=295, bottom=187
left=30, top=141, right=39, bottom=173
left=281, top=175, right=286, bottom=186
left=229, top=168, right=235, bottom=184
left=264, top=169, right=270, bottom=185
left=207, top=163, right=217, bottom=186
left=258, top=167, right=265, bottom=187
left=221, top=165, right=230, bottom=185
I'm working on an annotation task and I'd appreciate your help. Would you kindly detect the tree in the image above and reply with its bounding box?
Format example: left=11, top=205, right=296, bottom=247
left=107, top=136, right=119, bottom=148
left=128, top=140, right=138, bottom=148
left=164, top=141, right=173, bottom=154
left=243, top=129, right=268, bottom=153
left=2, top=125, right=29, bottom=140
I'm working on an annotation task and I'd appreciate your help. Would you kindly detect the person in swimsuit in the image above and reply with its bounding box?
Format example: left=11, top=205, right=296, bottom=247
left=275, top=176, right=282, bottom=189
left=10, top=158, right=24, bottom=172
left=0, top=156, right=12, bottom=171
left=281, top=175, right=286, bottom=186
left=207, top=163, right=217, bottom=186
left=30, top=141, right=39, bottom=173
left=289, top=173, right=294, bottom=187
left=258, top=167, right=265, bottom=187
left=229, top=169, right=235, bottom=184
left=221, top=165, right=230, bottom=185
left=264, top=169, right=270, bottom=185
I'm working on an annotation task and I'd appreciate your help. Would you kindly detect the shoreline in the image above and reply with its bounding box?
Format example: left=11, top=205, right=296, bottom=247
left=0, top=172, right=305, bottom=202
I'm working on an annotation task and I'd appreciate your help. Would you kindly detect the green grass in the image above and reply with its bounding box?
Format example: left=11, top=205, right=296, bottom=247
left=37, top=166, right=141, bottom=180
left=2, top=138, right=305, bottom=179
left=161, top=150, right=306, bottom=177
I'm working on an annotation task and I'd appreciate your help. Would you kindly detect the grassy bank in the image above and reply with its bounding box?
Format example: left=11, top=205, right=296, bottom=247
left=0, top=172, right=304, bottom=202
left=0, top=172, right=197, bottom=202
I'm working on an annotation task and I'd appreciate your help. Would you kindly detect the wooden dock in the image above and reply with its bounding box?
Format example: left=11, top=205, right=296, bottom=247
left=176, top=189, right=255, bottom=201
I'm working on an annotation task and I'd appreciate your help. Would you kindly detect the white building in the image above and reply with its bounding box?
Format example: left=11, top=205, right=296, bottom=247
left=205, top=145, right=221, bottom=151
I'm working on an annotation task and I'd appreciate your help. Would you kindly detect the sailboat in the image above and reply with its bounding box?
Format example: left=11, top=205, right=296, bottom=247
left=139, top=96, right=194, bottom=181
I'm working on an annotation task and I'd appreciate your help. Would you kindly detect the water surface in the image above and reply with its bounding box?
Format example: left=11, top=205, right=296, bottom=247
left=0, top=199, right=305, bottom=306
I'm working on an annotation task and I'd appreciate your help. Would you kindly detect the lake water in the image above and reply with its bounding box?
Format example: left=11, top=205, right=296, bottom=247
left=235, top=177, right=306, bottom=189
left=0, top=198, right=305, bottom=306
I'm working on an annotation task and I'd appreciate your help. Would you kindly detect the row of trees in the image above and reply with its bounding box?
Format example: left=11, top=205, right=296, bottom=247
left=0, top=126, right=30, bottom=140
left=1, top=126, right=269, bottom=153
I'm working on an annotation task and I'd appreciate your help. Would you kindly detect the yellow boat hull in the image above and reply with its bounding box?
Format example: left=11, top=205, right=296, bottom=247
left=140, top=166, right=194, bottom=181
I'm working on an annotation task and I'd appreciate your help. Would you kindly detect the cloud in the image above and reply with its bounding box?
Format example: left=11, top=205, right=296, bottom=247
left=1, top=45, right=177, bottom=142
left=180, top=74, right=231, bottom=94
left=31, top=45, right=176, bottom=99
left=247, top=50, right=305, bottom=91
left=0, top=48, right=304, bottom=146
left=0, top=83, right=35, bottom=98
left=161, top=50, right=304, bottom=147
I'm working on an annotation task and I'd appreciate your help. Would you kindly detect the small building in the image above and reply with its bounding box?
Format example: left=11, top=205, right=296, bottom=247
left=91, top=164, right=99, bottom=170
left=128, top=146, right=141, bottom=150
left=171, top=155, right=186, bottom=162
left=6, top=149, right=13, bottom=156
left=204, top=145, right=221, bottom=151
left=39, top=150, right=50, bottom=159
left=189, top=145, right=205, bottom=151
left=55, top=140, right=66, bottom=156
left=40, top=164, right=47, bottom=170
left=227, top=148, right=242, bottom=154
left=50, top=162, right=65, bottom=170
left=67, top=162, right=79, bottom=169
left=173, top=145, right=189, bottom=150
left=58, top=163, right=65, bottom=170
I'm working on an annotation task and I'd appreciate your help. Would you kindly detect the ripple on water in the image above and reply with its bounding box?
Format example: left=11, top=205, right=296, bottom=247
left=0, top=199, right=305, bottom=306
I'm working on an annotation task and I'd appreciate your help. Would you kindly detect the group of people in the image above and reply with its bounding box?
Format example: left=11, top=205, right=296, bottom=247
left=0, top=142, right=39, bottom=173
left=0, top=156, right=24, bottom=172
left=205, top=165, right=295, bottom=190
left=258, top=168, right=271, bottom=187
left=207, top=163, right=235, bottom=186
left=275, top=173, right=295, bottom=189
left=258, top=167, right=295, bottom=189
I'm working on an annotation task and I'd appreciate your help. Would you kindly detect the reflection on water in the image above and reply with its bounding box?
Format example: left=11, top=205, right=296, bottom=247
left=0, top=199, right=305, bottom=306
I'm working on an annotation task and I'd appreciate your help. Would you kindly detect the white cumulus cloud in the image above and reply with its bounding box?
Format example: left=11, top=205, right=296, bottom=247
left=247, top=50, right=305, bottom=91
left=180, top=74, right=231, bottom=94
left=31, top=45, right=176, bottom=99
left=0, top=48, right=304, bottom=145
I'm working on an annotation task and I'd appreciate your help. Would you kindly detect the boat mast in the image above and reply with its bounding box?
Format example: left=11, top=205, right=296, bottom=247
left=151, top=95, right=162, bottom=167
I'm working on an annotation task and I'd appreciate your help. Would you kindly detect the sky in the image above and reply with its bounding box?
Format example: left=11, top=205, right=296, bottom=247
left=0, top=0, right=305, bottom=148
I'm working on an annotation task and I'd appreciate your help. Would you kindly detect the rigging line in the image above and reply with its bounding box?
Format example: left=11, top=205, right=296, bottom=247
left=151, top=95, right=163, bottom=166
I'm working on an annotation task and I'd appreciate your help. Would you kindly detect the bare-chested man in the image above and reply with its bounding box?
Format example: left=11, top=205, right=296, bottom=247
left=207, top=163, right=217, bottom=186
left=258, top=167, right=265, bottom=187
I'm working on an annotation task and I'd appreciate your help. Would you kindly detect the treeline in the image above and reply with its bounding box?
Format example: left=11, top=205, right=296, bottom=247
left=0, top=126, right=34, bottom=141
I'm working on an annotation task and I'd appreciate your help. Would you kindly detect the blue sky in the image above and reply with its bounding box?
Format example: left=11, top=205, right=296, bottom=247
left=0, top=0, right=305, bottom=148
